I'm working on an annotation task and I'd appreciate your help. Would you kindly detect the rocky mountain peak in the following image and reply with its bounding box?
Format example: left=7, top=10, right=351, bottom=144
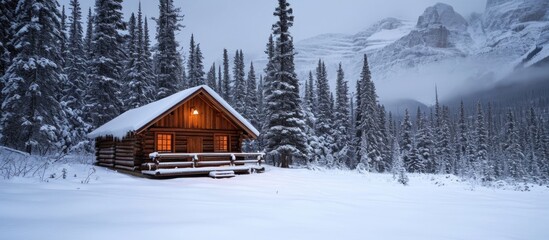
left=417, top=3, right=468, bottom=32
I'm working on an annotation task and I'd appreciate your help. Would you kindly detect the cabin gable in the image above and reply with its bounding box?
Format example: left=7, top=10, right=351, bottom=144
left=150, top=92, right=239, bottom=131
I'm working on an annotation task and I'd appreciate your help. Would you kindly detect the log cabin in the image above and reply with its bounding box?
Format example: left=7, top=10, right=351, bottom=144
left=87, top=85, right=264, bottom=177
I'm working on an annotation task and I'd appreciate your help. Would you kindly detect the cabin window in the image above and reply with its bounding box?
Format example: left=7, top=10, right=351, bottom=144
left=156, top=133, right=173, bottom=152
left=214, top=135, right=229, bottom=152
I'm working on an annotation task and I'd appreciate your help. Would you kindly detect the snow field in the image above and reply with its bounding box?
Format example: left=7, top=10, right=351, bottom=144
left=1, top=165, right=548, bottom=240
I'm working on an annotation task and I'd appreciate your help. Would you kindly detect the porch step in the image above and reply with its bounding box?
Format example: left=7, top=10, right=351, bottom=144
left=209, top=170, right=235, bottom=179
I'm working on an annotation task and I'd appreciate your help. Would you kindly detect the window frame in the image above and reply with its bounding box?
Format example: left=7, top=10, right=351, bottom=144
left=213, top=134, right=230, bottom=152
left=155, top=132, right=174, bottom=153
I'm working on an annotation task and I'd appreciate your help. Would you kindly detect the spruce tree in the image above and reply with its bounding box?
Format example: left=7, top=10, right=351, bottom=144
left=0, top=0, right=17, bottom=116
left=475, top=102, right=491, bottom=180
left=245, top=62, right=259, bottom=127
left=1, top=0, right=69, bottom=153
left=217, top=65, right=222, bottom=93
left=193, top=44, right=205, bottom=86
left=154, top=0, right=183, bottom=99
left=313, top=60, right=334, bottom=166
left=84, top=7, right=93, bottom=63
left=315, top=60, right=331, bottom=136
left=503, top=111, right=525, bottom=180
left=416, top=110, right=433, bottom=173
left=206, top=63, right=217, bottom=89
left=221, top=48, right=231, bottom=100
left=85, top=0, right=126, bottom=127
left=66, top=0, right=87, bottom=109
left=400, top=109, right=420, bottom=172
left=265, top=0, right=308, bottom=168
left=233, top=50, right=246, bottom=112
left=333, top=63, right=351, bottom=167
left=356, top=54, right=382, bottom=171
left=124, top=5, right=154, bottom=110
left=526, top=107, right=541, bottom=179
left=60, top=5, right=68, bottom=70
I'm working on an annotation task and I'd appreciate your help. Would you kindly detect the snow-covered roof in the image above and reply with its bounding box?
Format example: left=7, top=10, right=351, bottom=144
left=87, top=85, right=260, bottom=139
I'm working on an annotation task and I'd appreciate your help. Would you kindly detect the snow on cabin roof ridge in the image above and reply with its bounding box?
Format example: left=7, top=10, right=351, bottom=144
left=87, top=85, right=259, bottom=139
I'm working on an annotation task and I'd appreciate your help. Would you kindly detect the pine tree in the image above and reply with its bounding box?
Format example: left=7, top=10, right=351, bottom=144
left=1, top=0, right=69, bottom=153
left=0, top=0, right=16, bottom=79
left=187, top=35, right=205, bottom=87
left=221, top=48, right=231, bottom=100
left=378, top=105, right=390, bottom=172
left=217, top=65, right=222, bottom=93
left=187, top=34, right=195, bottom=86
left=154, top=0, right=183, bottom=99
left=265, top=0, right=308, bottom=168
left=457, top=101, right=469, bottom=174
left=206, top=63, right=217, bottom=89
left=233, top=50, right=246, bottom=112
left=356, top=54, right=382, bottom=171
left=526, top=107, right=541, bottom=180
left=143, top=16, right=153, bottom=73
left=400, top=109, right=421, bottom=172
left=0, top=0, right=17, bottom=118
left=503, top=110, right=526, bottom=180
left=312, top=60, right=334, bottom=166
left=123, top=5, right=154, bottom=110
left=193, top=44, right=205, bottom=86
left=66, top=0, right=87, bottom=109
left=315, top=60, right=331, bottom=136
left=473, top=102, right=491, bottom=181
left=84, top=7, right=93, bottom=62
left=333, top=63, right=351, bottom=167
left=60, top=5, right=68, bottom=70
left=416, top=110, right=433, bottom=173
left=85, top=0, right=126, bottom=127
left=245, top=62, right=259, bottom=127
left=243, top=62, right=259, bottom=152
left=304, top=71, right=315, bottom=112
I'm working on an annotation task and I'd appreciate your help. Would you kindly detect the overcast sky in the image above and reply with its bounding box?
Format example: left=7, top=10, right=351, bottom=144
left=60, top=0, right=487, bottom=64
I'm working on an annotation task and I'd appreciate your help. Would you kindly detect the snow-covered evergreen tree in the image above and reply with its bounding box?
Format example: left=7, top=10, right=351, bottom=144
left=416, top=110, right=433, bottom=173
left=333, top=63, right=351, bottom=168
left=314, top=60, right=331, bottom=137
left=206, top=63, right=217, bottom=89
left=356, top=54, right=382, bottom=171
left=312, top=60, right=334, bottom=166
left=503, top=110, right=526, bottom=180
left=264, top=0, right=308, bottom=168
left=84, top=7, right=93, bottom=63
left=1, top=0, right=69, bottom=153
left=123, top=4, right=155, bottom=110
left=233, top=50, right=246, bottom=113
left=474, top=102, right=491, bottom=181
left=85, top=0, right=126, bottom=127
left=154, top=0, right=183, bottom=99
left=221, top=48, right=231, bottom=100
left=400, top=109, right=421, bottom=172
left=0, top=0, right=17, bottom=122
left=59, top=5, right=68, bottom=70
left=245, top=62, right=259, bottom=127
left=0, top=0, right=16, bottom=80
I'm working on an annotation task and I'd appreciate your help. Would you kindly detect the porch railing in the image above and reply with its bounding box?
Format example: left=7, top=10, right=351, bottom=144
left=143, top=152, right=265, bottom=171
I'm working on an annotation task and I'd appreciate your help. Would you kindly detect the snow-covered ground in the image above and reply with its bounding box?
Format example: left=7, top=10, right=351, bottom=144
left=1, top=164, right=548, bottom=240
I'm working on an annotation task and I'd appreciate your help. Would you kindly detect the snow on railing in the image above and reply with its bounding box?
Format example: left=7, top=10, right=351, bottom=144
left=145, top=152, right=265, bottom=170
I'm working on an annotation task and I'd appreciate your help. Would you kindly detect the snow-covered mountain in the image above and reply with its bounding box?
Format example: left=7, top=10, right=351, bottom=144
left=290, top=0, right=549, bottom=105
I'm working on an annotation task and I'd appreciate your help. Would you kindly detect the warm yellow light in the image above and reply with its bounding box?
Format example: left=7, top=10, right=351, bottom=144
left=191, top=107, right=199, bottom=115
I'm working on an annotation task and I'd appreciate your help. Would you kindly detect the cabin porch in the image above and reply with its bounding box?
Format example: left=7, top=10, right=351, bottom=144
left=141, top=152, right=265, bottom=177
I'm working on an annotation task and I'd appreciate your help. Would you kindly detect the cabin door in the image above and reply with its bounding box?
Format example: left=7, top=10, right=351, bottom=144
left=187, top=137, right=203, bottom=153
